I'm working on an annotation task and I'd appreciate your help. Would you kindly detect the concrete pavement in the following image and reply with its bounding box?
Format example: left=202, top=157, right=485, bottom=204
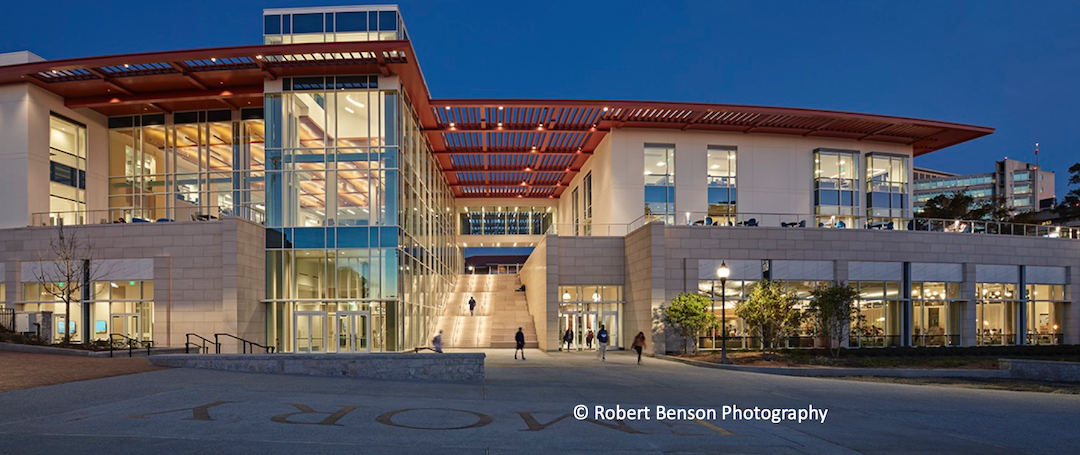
left=0, top=349, right=1077, bottom=454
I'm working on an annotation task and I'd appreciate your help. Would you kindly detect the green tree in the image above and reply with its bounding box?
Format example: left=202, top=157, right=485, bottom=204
left=735, top=280, right=804, bottom=357
left=662, top=293, right=716, bottom=353
left=917, top=191, right=975, bottom=219
left=808, top=282, right=860, bottom=357
left=1054, top=162, right=1080, bottom=217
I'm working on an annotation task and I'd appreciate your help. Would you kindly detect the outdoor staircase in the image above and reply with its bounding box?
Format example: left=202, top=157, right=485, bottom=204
left=436, top=274, right=538, bottom=349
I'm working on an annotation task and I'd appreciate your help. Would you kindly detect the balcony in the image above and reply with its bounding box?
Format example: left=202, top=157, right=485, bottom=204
left=30, top=204, right=266, bottom=227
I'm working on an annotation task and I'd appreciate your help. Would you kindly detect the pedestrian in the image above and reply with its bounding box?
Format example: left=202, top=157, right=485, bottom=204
left=563, top=328, right=574, bottom=351
left=597, top=325, right=609, bottom=361
left=586, top=329, right=595, bottom=349
left=432, top=330, right=443, bottom=353
left=515, top=327, right=527, bottom=360
left=468, top=296, right=476, bottom=316
left=632, top=332, right=646, bottom=365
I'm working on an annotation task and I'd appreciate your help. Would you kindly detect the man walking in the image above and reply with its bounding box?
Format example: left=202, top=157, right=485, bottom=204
left=468, top=296, right=476, bottom=316
left=432, top=330, right=444, bottom=353
left=515, top=327, right=527, bottom=360
left=597, top=324, right=609, bottom=361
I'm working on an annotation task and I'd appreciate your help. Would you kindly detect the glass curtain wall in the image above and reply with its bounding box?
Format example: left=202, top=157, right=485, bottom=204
left=458, top=206, right=553, bottom=235
left=698, top=280, right=755, bottom=349
left=911, top=282, right=961, bottom=346
left=850, top=281, right=904, bottom=347
left=866, top=153, right=908, bottom=229
left=264, top=76, right=459, bottom=353
left=557, top=285, right=623, bottom=350
left=644, top=143, right=675, bottom=224
left=264, top=9, right=405, bottom=44
left=814, top=149, right=859, bottom=228
left=707, top=146, right=736, bottom=226
left=1026, top=284, right=1065, bottom=345
left=107, top=111, right=265, bottom=224
left=583, top=172, right=593, bottom=235
left=89, top=281, right=154, bottom=343
left=48, top=115, right=87, bottom=226
left=976, top=283, right=1019, bottom=346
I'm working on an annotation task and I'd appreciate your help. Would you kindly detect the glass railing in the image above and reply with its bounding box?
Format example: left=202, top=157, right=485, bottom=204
left=30, top=204, right=266, bottom=227
left=543, top=211, right=1080, bottom=241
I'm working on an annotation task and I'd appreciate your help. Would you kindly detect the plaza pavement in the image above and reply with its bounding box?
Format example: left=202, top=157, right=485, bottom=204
left=0, top=348, right=1077, bottom=454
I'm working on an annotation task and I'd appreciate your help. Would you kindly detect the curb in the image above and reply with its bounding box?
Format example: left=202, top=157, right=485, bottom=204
left=650, top=353, right=1011, bottom=379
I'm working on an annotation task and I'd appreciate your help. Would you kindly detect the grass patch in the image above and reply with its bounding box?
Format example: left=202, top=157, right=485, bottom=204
left=677, top=350, right=1080, bottom=370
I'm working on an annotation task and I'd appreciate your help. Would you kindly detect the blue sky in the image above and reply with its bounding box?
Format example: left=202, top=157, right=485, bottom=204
left=4, top=0, right=1078, bottom=196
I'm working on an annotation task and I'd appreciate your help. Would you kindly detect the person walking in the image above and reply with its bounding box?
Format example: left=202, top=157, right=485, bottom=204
left=632, top=332, right=646, bottom=365
left=596, top=325, right=609, bottom=361
left=586, top=329, right=595, bottom=349
left=515, top=327, right=527, bottom=360
left=468, top=296, right=476, bottom=316
left=432, top=330, right=444, bottom=353
left=563, top=328, right=574, bottom=351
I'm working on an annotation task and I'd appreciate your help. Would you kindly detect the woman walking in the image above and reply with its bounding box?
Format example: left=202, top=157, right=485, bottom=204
left=632, top=332, right=646, bottom=365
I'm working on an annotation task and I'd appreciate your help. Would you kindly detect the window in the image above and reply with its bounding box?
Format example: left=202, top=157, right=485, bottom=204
left=264, top=10, right=402, bottom=44
left=583, top=172, right=593, bottom=220
left=644, top=144, right=675, bottom=224
left=707, top=146, right=736, bottom=225
left=866, top=153, right=908, bottom=228
left=457, top=206, right=552, bottom=235
left=698, top=279, right=756, bottom=350
left=976, top=283, right=1019, bottom=346
left=911, top=282, right=962, bottom=347
left=814, top=149, right=859, bottom=228
left=1026, top=284, right=1065, bottom=345
left=572, top=188, right=580, bottom=235
left=850, top=281, right=905, bottom=348
left=49, top=114, right=87, bottom=226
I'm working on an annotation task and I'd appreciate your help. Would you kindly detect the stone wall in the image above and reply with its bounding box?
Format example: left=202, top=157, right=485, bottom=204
left=1003, top=358, right=1080, bottom=383
left=148, top=353, right=486, bottom=383
left=520, top=235, right=552, bottom=350
left=0, top=218, right=265, bottom=352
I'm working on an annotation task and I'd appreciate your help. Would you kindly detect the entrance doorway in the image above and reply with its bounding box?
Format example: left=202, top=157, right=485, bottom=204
left=110, top=313, right=140, bottom=342
left=558, top=309, right=618, bottom=351
left=336, top=311, right=370, bottom=353
left=294, top=311, right=327, bottom=353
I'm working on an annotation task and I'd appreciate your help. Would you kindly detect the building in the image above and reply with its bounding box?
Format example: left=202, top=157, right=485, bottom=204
left=913, top=158, right=1056, bottom=213
left=1, top=5, right=1077, bottom=354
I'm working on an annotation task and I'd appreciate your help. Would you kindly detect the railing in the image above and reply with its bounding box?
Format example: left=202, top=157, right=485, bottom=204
left=31, top=204, right=266, bottom=227
left=109, top=333, right=152, bottom=357
left=545, top=211, right=1080, bottom=241
left=185, top=333, right=217, bottom=354
left=214, top=333, right=275, bottom=354
left=0, top=308, right=13, bottom=333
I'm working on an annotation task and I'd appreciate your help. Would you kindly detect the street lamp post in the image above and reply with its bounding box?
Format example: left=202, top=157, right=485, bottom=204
left=717, top=261, right=731, bottom=364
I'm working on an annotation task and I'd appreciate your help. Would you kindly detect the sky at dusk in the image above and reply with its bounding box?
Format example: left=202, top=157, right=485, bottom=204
left=3, top=0, right=1077, bottom=196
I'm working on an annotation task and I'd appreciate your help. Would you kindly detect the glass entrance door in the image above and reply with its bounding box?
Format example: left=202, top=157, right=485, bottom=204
left=110, top=313, right=140, bottom=342
left=336, top=311, right=370, bottom=353
left=600, top=310, right=619, bottom=349
left=294, top=311, right=326, bottom=353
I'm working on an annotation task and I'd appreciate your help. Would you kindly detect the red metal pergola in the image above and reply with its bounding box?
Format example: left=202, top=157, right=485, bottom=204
left=0, top=43, right=993, bottom=199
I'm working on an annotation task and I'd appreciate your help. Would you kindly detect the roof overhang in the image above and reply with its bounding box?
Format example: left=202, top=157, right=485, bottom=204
left=0, top=41, right=432, bottom=117
left=427, top=99, right=993, bottom=198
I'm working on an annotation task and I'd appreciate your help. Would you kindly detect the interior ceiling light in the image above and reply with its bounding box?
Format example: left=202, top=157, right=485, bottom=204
left=344, top=106, right=355, bottom=114
left=345, top=95, right=365, bottom=108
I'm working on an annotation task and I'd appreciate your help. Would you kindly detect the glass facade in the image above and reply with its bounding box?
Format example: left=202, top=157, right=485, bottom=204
left=264, top=76, right=459, bottom=353
left=644, top=143, right=675, bottom=224
left=48, top=115, right=87, bottom=226
left=557, top=285, right=623, bottom=350
left=107, top=111, right=266, bottom=224
left=458, top=206, right=553, bottom=235
left=698, top=280, right=755, bottom=349
left=264, top=9, right=405, bottom=44
left=849, top=281, right=904, bottom=347
left=814, top=149, right=859, bottom=228
left=911, top=282, right=961, bottom=347
left=866, top=153, right=908, bottom=228
left=707, top=146, right=737, bottom=225
left=19, top=280, right=153, bottom=344
left=976, top=283, right=1019, bottom=346
left=1026, top=284, right=1065, bottom=345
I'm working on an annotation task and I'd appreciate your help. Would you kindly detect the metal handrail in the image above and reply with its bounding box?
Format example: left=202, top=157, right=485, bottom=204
left=185, top=333, right=217, bottom=354
left=108, top=333, right=152, bottom=357
left=30, top=203, right=267, bottom=227
left=214, top=333, right=275, bottom=354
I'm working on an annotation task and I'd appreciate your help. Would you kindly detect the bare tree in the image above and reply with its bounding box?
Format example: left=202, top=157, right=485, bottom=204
left=32, top=222, right=104, bottom=345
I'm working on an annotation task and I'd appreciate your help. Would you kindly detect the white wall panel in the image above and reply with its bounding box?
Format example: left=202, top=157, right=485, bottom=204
left=772, top=260, right=834, bottom=281
left=848, top=261, right=902, bottom=281
left=911, top=263, right=963, bottom=282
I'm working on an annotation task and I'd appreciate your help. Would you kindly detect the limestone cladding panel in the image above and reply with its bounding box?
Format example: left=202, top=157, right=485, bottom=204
left=0, top=219, right=266, bottom=350
left=520, top=235, right=551, bottom=350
